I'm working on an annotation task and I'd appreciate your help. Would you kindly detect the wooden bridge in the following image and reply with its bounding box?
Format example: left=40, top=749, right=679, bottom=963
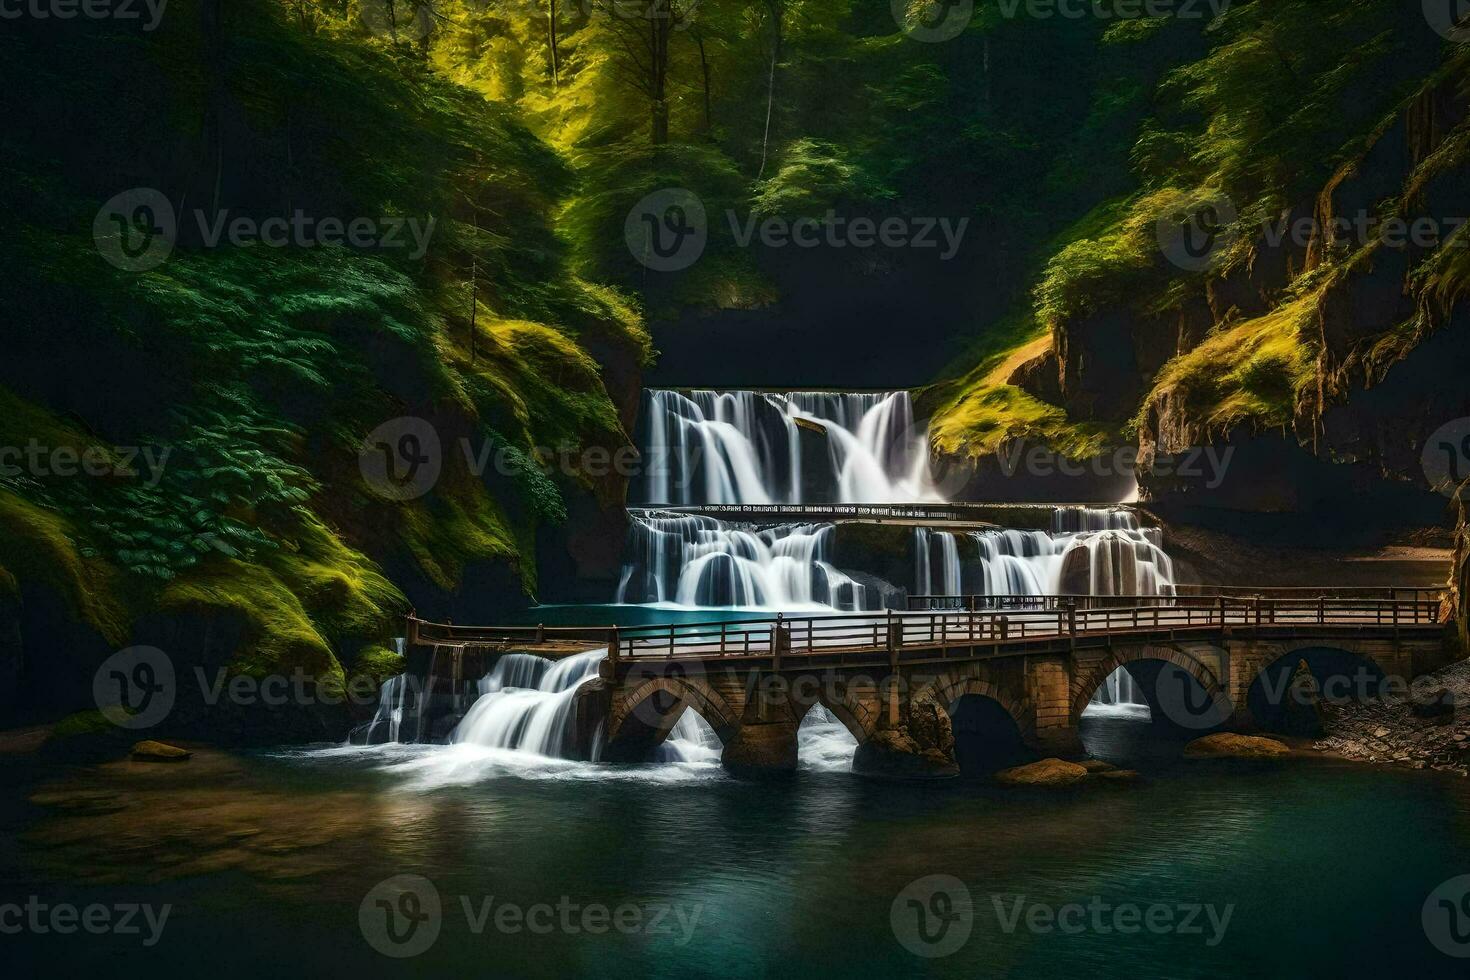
left=627, top=502, right=1118, bottom=528
left=404, top=586, right=1453, bottom=776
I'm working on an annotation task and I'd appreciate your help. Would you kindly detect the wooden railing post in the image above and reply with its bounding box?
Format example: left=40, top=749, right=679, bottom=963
left=773, top=613, right=784, bottom=671
left=1318, top=595, right=1326, bottom=625
left=609, top=626, right=621, bottom=671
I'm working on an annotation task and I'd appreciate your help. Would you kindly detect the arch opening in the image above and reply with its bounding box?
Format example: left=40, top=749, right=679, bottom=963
left=603, top=682, right=728, bottom=764
left=797, top=703, right=859, bottom=772
left=948, top=694, right=1031, bottom=775
left=1082, top=665, right=1152, bottom=721
left=1079, top=657, right=1227, bottom=762
left=1247, top=647, right=1386, bottom=735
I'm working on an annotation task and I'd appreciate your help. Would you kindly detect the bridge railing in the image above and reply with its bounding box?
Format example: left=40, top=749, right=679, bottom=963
left=407, top=591, right=1445, bottom=665
left=607, top=595, right=1443, bottom=663
left=906, top=587, right=1447, bottom=612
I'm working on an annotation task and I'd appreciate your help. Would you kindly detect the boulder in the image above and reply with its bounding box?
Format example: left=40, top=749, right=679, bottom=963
left=852, top=729, right=959, bottom=779
left=1183, top=733, right=1289, bottom=760
left=1410, top=684, right=1457, bottom=720
left=995, top=758, right=1089, bottom=787
left=1077, top=758, right=1116, bottom=773
left=130, top=740, right=192, bottom=762
left=1093, top=768, right=1142, bottom=783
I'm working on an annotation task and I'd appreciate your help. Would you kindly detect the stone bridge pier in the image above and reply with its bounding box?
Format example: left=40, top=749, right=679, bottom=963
left=569, top=632, right=1451, bottom=778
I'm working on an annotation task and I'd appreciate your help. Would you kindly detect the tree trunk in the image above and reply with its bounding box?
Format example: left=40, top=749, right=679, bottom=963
left=695, top=32, right=713, bottom=135
left=757, top=7, right=783, bottom=179
left=548, top=0, right=560, bottom=88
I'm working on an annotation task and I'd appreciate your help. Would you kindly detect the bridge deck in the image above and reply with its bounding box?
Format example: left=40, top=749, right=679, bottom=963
left=406, top=589, right=1449, bottom=673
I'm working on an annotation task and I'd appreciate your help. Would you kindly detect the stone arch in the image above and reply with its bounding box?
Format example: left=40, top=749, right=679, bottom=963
left=793, top=696, right=870, bottom=743
left=1243, top=641, right=1391, bottom=731
left=604, top=674, right=739, bottom=760
left=920, top=668, right=1035, bottom=740
left=1070, top=643, right=1227, bottom=722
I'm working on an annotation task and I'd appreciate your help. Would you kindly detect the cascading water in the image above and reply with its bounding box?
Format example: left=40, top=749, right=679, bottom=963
left=450, top=649, right=721, bottom=764
left=636, top=389, right=940, bottom=506
left=1086, top=666, right=1152, bottom=717
left=452, top=650, right=604, bottom=758
left=912, top=507, right=1176, bottom=600
left=617, top=512, right=874, bottom=610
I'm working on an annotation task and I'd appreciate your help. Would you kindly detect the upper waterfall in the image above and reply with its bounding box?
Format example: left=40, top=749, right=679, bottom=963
left=635, top=389, right=941, bottom=506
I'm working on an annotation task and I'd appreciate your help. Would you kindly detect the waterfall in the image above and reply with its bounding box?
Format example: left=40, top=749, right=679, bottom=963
left=912, top=507, right=1175, bottom=599
left=351, top=673, right=418, bottom=745
left=617, top=512, right=873, bottom=610
left=915, top=528, right=961, bottom=597
left=637, top=389, right=940, bottom=505
left=447, top=649, right=720, bottom=763
left=452, top=650, right=605, bottom=757
left=1086, top=665, right=1152, bottom=717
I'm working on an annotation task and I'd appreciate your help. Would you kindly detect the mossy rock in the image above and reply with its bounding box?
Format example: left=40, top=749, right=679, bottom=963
left=131, top=740, right=191, bottom=762
left=1077, top=758, right=1117, bottom=773
left=995, top=758, right=1090, bottom=787
left=1183, top=733, right=1290, bottom=760
left=1094, top=768, right=1143, bottom=783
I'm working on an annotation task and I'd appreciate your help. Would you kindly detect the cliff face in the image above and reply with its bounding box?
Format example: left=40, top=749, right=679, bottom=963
left=0, top=5, right=647, bottom=730
left=936, top=10, right=1470, bottom=529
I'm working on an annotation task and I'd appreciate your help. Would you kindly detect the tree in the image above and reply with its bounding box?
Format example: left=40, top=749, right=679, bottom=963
left=595, top=0, right=696, bottom=144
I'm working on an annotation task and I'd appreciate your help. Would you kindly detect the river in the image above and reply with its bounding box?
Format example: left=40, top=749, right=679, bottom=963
left=5, top=388, right=1467, bottom=976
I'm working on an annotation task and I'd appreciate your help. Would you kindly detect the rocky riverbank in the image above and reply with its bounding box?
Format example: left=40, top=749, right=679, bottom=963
left=1313, top=660, right=1470, bottom=777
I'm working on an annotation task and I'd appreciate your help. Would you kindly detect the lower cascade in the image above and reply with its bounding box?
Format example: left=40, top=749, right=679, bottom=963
left=356, top=505, right=1178, bottom=766
left=617, top=512, right=875, bottom=610
left=1085, top=665, right=1152, bottom=717
left=914, top=507, right=1176, bottom=599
